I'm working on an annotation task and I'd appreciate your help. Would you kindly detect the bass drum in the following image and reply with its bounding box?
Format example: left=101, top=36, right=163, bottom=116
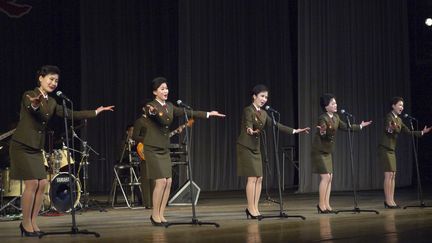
left=49, top=172, right=81, bottom=212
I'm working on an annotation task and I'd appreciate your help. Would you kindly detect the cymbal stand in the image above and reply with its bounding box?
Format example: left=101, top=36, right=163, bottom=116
left=72, top=130, right=106, bottom=212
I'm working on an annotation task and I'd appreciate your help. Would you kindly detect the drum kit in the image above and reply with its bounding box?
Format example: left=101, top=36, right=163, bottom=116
left=0, top=147, right=81, bottom=216
left=0, top=125, right=99, bottom=217
left=42, top=148, right=82, bottom=213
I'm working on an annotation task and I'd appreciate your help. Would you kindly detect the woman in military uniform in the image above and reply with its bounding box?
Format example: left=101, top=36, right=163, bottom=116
left=378, top=97, right=430, bottom=208
left=132, top=109, right=155, bottom=209
left=144, top=77, right=225, bottom=226
left=10, top=65, right=114, bottom=236
left=237, top=84, right=310, bottom=219
left=311, top=93, right=372, bottom=214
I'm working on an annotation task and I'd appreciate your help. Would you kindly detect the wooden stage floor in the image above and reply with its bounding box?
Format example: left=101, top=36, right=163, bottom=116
left=1, top=188, right=432, bottom=242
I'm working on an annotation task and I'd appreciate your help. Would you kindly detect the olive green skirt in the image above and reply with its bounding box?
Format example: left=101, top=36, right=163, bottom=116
left=236, top=143, right=263, bottom=177
left=143, top=144, right=171, bottom=179
left=9, top=140, right=46, bottom=180
left=311, top=149, right=333, bottom=174
left=378, top=145, right=396, bottom=172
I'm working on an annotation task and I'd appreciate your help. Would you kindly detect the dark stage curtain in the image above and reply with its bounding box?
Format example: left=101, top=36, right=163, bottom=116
left=178, top=0, right=299, bottom=191
left=0, top=1, right=82, bottom=160
left=79, top=0, right=179, bottom=193
left=2, top=0, right=420, bottom=195
left=298, top=0, right=414, bottom=192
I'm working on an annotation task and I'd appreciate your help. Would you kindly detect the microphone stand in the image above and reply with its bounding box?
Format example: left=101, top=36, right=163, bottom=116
left=335, top=114, right=379, bottom=214
left=403, top=118, right=431, bottom=209
left=259, top=111, right=305, bottom=220
left=261, top=131, right=279, bottom=204
left=165, top=107, right=219, bottom=228
left=39, top=99, right=100, bottom=238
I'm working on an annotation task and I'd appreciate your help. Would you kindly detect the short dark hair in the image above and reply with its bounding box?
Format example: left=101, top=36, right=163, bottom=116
left=390, top=97, right=404, bottom=109
left=36, top=65, right=60, bottom=85
left=126, top=124, right=134, bottom=131
left=320, top=93, right=336, bottom=112
left=152, top=77, right=168, bottom=92
left=251, top=84, right=269, bottom=96
left=37, top=65, right=60, bottom=77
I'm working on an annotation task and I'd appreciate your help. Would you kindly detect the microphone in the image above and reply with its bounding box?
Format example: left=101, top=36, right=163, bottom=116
left=56, top=91, right=72, bottom=102
left=176, top=100, right=192, bottom=109
left=265, top=105, right=279, bottom=114
left=403, top=114, right=417, bottom=121
left=340, top=109, right=353, bottom=117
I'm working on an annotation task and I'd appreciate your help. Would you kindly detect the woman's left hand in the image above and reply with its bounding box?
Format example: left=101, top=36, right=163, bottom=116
left=360, top=120, right=372, bottom=128
left=296, top=127, right=310, bottom=134
left=208, top=111, right=226, bottom=117
left=422, top=125, right=432, bottom=135
left=96, top=105, right=115, bottom=115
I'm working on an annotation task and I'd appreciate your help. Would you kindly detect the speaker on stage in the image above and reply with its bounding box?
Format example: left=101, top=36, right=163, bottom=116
left=168, top=180, right=200, bottom=206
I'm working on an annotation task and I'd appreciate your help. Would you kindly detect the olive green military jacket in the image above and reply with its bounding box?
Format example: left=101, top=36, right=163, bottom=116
left=12, top=88, right=97, bottom=150
left=312, top=113, right=361, bottom=154
left=237, top=104, right=294, bottom=151
left=143, top=100, right=207, bottom=148
left=379, top=112, right=422, bottom=151
left=132, top=115, right=148, bottom=144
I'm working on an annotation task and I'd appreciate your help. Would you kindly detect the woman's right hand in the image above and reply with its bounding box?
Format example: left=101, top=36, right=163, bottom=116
left=247, top=127, right=260, bottom=135
left=146, top=105, right=157, bottom=115
left=26, top=93, right=44, bottom=108
left=316, top=124, right=327, bottom=135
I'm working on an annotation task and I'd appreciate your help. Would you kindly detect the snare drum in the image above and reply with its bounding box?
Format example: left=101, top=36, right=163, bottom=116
left=49, top=172, right=81, bottom=212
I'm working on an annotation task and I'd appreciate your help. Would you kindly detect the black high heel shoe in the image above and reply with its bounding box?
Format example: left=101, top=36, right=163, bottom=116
left=161, top=220, right=169, bottom=226
left=19, top=223, right=38, bottom=237
left=316, top=205, right=329, bottom=214
left=150, top=216, right=164, bottom=226
left=245, top=208, right=259, bottom=219
left=384, top=202, right=399, bottom=209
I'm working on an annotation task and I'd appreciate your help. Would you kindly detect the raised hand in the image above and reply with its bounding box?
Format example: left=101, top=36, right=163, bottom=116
left=208, top=111, right=226, bottom=117
left=96, top=105, right=115, bottom=115
left=296, top=127, right=310, bottom=134
left=316, top=124, right=327, bottom=134
left=389, top=121, right=397, bottom=129
left=360, top=120, right=373, bottom=128
left=422, top=126, right=432, bottom=135
left=26, top=93, right=44, bottom=107
left=146, top=105, right=157, bottom=114
left=246, top=127, right=260, bottom=135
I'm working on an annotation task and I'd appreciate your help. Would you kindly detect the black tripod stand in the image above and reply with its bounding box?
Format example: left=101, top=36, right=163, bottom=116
left=40, top=99, right=100, bottom=238
left=261, top=131, right=280, bottom=205
left=260, top=111, right=305, bottom=220
left=73, top=130, right=107, bottom=212
left=403, top=118, right=431, bottom=209
left=336, top=114, right=379, bottom=215
left=165, top=107, right=219, bottom=228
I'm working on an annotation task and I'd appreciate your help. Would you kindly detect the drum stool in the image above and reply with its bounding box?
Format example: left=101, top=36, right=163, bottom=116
left=109, top=163, right=142, bottom=209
